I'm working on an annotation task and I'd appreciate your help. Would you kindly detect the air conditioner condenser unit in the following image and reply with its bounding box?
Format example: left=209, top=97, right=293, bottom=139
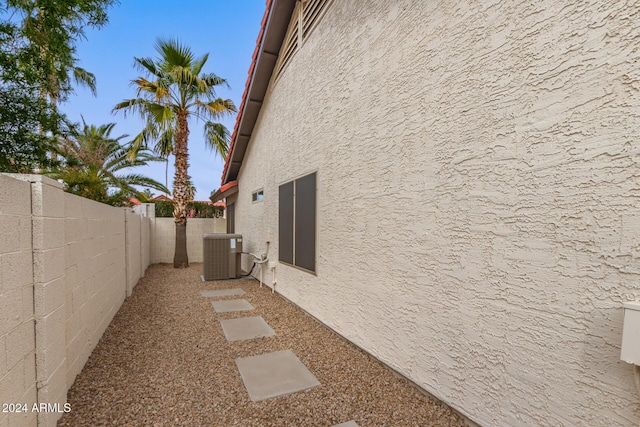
left=203, top=233, right=243, bottom=280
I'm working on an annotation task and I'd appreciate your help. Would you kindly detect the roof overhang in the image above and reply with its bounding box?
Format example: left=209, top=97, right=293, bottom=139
left=210, top=180, right=238, bottom=203
left=221, top=0, right=296, bottom=186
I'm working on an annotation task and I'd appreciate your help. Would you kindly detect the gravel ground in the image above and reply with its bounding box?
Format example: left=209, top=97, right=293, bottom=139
left=58, top=264, right=466, bottom=427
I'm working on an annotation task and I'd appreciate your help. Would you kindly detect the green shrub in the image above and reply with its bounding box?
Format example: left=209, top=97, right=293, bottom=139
left=190, top=201, right=224, bottom=218
left=153, top=200, right=224, bottom=218
left=154, top=200, right=174, bottom=217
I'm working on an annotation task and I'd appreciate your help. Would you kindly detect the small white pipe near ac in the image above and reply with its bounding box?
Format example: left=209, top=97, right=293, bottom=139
left=253, top=257, right=268, bottom=287
left=270, top=263, right=276, bottom=294
left=249, top=241, right=269, bottom=290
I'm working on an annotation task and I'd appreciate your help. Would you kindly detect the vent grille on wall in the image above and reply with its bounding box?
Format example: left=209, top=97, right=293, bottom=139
left=276, top=3, right=300, bottom=78
left=274, top=0, right=334, bottom=80
left=302, top=0, right=329, bottom=38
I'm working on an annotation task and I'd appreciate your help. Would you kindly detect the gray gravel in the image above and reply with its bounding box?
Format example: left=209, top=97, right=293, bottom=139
left=58, top=263, right=466, bottom=427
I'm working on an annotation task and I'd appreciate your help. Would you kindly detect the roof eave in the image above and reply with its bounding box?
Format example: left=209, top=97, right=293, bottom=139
left=210, top=180, right=239, bottom=203
left=221, top=0, right=297, bottom=186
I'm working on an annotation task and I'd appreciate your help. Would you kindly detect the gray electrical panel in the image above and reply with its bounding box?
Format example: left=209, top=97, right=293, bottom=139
left=203, top=234, right=243, bottom=280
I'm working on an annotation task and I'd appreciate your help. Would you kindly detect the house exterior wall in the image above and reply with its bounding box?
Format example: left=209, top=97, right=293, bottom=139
left=233, top=1, right=640, bottom=426
left=0, top=174, right=152, bottom=427
left=151, top=218, right=226, bottom=264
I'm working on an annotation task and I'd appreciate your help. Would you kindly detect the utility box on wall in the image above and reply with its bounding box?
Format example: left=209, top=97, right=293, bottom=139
left=621, top=301, right=640, bottom=364
left=203, top=233, right=243, bottom=280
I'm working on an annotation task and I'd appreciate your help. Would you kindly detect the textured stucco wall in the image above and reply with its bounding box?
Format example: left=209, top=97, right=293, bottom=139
left=152, top=218, right=226, bottom=263
left=234, top=1, right=640, bottom=426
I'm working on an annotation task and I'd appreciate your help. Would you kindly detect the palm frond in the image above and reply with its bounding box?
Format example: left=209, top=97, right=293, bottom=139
left=194, top=98, right=237, bottom=119
left=73, top=67, right=97, bottom=96
left=154, top=129, right=174, bottom=157
left=112, top=98, right=149, bottom=117
left=203, top=121, right=230, bottom=159
left=127, top=131, right=148, bottom=161
left=144, top=102, right=175, bottom=125
left=192, top=53, right=209, bottom=76
left=156, top=38, right=193, bottom=69
left=134, top=56, right=161, bottom=78
left=132, top=77, right=157, bottom=94
left=199, top=73, right=229, bottom=89
left=52, top=119, right=168, bottom=205
left=117, top=173, right=169, bottom=194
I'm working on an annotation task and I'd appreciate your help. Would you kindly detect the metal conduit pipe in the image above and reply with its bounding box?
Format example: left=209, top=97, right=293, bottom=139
left=271, top=264, right=277, bottom=294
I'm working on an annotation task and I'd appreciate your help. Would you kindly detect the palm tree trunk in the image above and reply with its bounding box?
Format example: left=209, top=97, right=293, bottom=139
left=173, top=112, right=190, bottom=267
left=36, top=8, right=61, bottom=164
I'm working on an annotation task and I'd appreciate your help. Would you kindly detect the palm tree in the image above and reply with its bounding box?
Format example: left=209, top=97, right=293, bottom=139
left=10, top=1, right=107, bottom=148
left=11, top=0, right=115, bottom=101
left=113, top=38, right=236, bottom=267
left=182, top=177, right=196, bottom=201
left=140, top=188, right=155, bottom=201
left=49, top=119, right=168, bottom=205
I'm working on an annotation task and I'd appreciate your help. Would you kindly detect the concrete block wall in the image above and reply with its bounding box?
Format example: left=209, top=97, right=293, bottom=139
left=125, top=210, right=141, bottom=297
left=0, top=175, right=38, bottom=427
left=124, top=208, right=153, bottom=297
left=63, top=192, right=128, bottom=395
left=139, top=206, right=152, bottom=278
left=0, top=174, right=152, bottom=427
left=33, top=177, right=67, bottom=427
left=131, top=203, right=153, bottom=283
left=152, top=218, right=226, bottom=263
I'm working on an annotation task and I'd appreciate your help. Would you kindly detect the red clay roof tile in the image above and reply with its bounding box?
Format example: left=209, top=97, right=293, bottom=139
left=221, top=0, right=274, bottom=185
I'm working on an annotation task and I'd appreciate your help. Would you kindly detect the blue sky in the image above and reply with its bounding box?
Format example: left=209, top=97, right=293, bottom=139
left=62, top=1, right=266, bottom=200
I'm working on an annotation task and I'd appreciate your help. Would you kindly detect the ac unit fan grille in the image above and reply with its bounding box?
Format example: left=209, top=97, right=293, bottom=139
left=203, top=234, right=242, bottom=280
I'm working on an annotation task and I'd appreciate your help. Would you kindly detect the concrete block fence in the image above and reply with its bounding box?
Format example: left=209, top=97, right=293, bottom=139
left=152, top=218, right=226, bottom=263
left=0, top=174, right=224, bottom=426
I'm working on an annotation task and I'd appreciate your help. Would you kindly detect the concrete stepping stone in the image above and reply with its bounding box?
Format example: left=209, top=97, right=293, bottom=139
left=200, top=288, right=245, bottom=298
left=211, top=299, right=254, bottom=313
left=332, top=422, right=359, bottom=427
left=220, top=316, right=275, bottom=342
left=235, top=350, right=321, bottom=402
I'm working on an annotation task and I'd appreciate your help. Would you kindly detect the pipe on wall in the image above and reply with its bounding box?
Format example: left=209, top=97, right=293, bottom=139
left=250, top=241, right=270, bottom=290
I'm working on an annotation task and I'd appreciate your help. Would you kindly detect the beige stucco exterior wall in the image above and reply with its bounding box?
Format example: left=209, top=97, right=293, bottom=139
left=0, top=174, right=152, bottom=427
left=152, top=218, right=226, bottom=263
left=233, top=1, right=640, bottom=426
